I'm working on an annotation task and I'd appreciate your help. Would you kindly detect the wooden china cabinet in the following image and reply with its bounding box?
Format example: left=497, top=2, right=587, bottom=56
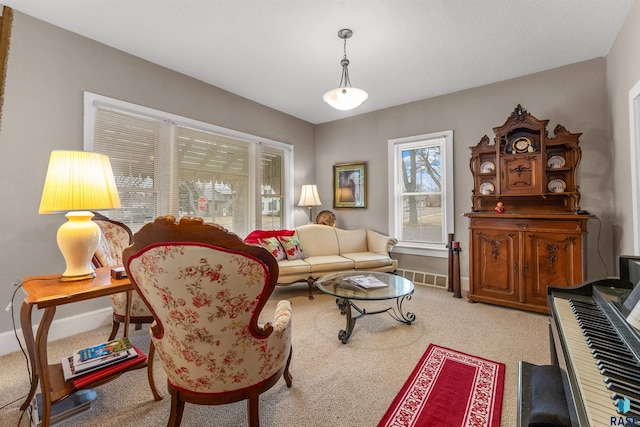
left=465, top=105, right=590, bottom=314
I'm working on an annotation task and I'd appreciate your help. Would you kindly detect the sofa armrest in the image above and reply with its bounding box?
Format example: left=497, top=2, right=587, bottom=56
left=366, top=229, right=398, bottom=254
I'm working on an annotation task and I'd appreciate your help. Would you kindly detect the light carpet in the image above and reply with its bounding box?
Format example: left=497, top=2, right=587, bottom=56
left=377, top=344, right=505, bottom=427
left=0, top=285, right=550, bottom=426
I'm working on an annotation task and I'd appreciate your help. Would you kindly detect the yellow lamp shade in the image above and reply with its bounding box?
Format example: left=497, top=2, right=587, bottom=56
left=39, top=151, right=121, bottom=281
left=39, top=151, right=121, bottom=213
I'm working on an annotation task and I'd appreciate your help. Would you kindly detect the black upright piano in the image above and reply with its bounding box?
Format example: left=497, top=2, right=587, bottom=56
left=519, top=255, right=640, bottom=427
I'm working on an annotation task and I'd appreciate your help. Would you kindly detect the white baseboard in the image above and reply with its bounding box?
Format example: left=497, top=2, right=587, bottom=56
left=0, top=308, right=113, bottom=357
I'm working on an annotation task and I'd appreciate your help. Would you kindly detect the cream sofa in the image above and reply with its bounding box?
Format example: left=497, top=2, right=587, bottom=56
left=259, top=224, right=398, bottom=299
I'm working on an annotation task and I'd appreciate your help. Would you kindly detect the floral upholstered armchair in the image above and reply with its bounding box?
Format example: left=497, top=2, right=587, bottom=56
left=91, top=212, right=155, bottom=340
left=123, top=216, right=293, bottom=427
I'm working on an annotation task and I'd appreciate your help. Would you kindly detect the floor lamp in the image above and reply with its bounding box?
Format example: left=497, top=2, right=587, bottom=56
left=298, top=185, right=322, bottom=223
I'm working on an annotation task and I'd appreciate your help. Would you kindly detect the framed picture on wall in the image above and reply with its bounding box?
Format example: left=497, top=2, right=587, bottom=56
left=333, top=162, right=367, bottom=208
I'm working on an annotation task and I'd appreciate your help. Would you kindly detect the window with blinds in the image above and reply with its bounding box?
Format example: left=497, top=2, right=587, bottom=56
left=85, top=92, right=291, bottom=235
left=93, top=109, right=162, bottom=231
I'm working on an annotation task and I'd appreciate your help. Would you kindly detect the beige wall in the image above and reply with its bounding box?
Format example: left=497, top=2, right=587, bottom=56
left=608, top=0, right=640, bottom=258
left=3, top=3, right=639, bottom=338
left=0, top=12, right=315, bottom=334
left=316, top=58, right=612, bottom=281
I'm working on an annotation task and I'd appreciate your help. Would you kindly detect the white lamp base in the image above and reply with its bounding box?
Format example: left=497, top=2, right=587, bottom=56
left=56, top=211, right=100, bottom=281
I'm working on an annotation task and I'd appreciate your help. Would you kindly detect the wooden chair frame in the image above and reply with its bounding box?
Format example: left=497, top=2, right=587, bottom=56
left=123, top=216, right=292, bottom=427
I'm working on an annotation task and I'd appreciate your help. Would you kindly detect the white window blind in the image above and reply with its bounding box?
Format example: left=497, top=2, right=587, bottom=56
left=175, top=125, right=251, bottom=233
left=93, top=109, right=163, bottom=231
left=85, top=92, right=293, bottom=235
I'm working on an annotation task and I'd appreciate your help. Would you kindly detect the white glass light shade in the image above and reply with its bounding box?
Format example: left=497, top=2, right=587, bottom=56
left=39, top=151, right=121, bottom=281
left=323, top=87, right=368, bottom=111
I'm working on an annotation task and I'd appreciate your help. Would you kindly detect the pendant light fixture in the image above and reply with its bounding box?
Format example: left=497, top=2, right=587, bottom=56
left=323, top=29, right=368, bottom=111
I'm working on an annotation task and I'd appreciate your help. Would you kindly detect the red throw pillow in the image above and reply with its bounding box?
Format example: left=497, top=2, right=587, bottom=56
left=244, top=229, right=295, bottom=244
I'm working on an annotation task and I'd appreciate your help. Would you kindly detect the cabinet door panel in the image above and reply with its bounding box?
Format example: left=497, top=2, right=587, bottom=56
left=471, top=230, right=519, bottom=301
left=501, top=155, right=542, bottom=194
left=525, top=232, right=582, bottom=306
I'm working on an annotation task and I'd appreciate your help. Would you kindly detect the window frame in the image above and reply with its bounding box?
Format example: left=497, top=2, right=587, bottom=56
left=387, top=130, right=454, bottom=258
left=83, top=91, right=294, bottom=235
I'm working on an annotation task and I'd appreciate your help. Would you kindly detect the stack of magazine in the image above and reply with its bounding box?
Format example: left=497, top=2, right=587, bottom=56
left=61, top=337, right=138, bottom=381
left=342, top=274, right=389, bottom=290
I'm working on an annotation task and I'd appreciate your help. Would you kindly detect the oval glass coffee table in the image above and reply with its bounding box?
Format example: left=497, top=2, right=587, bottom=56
left=316, top=271, right=415, bottom=344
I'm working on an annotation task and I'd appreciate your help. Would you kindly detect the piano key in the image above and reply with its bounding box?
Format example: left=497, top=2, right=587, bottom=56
left=611, top=393, right=640, bottom=413
left=605, top=377, right=640, bottom=396
left=592, top=351, right=640, bottom=368
left=600, top=366, right=640, bottom=384
left=554, top=297, right=617, bottom=426
left=606, top=382, right=640, bottom=402
left=588, top=339, right=632, bottom=356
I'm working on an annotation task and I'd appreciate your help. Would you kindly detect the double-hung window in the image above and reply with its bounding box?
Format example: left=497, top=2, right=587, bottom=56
left=83, top=92, right=293, bottom=236
left=388, top=130, right=453, bottom=257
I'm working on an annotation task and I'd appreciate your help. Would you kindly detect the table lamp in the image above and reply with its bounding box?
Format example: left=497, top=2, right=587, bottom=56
left=39, top=151, right=121, bottom=281
left=298, top=184, right=322, bottom=223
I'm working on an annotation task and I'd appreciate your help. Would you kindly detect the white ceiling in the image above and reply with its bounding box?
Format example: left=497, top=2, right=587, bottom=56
left=2, top=0, right=635, bottom=124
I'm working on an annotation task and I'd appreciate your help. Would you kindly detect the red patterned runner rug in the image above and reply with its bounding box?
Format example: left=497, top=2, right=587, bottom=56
left=377, top=344, right=505, bottom=427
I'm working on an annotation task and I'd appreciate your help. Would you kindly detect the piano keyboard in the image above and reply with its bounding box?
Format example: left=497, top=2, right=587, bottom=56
left=554, top=296, right=640, bottom=426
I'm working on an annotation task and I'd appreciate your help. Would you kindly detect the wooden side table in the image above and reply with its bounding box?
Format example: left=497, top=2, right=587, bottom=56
left=19, top=267, right=160, bottom=427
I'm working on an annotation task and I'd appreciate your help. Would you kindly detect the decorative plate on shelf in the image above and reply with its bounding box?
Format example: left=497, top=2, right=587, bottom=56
left=512, top=136, right=533, bottom=153
left=480, top=161, right=495, bottom=173
left=547, top=155, right=566, bottom=169
left=480, top=182, right=495, bottom=195
left=547, top=178, right=566, bottom=193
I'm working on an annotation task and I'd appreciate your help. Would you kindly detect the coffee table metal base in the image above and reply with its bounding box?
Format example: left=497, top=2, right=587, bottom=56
left=336, top=295, right=415, bottom=344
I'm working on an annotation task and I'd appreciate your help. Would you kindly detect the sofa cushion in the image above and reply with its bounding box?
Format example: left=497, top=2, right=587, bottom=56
left=257, top=237, right=286, bottom=261
left=277, top=258, right=311, bottom=275
left=335, top=228, right=368, bottom=254
left=295, top=224, right=340, bottom=256
left=278, top=235, right=306, bottom=260
left=341, top=252, right=394, bottom=269
left=304, top=255, right=355, bottom=273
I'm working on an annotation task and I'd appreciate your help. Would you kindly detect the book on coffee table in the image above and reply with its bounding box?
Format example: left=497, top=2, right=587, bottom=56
left=343, top=274, right=388, bottom=290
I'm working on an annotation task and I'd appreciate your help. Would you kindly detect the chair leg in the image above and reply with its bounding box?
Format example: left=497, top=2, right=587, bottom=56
left=107, top=319, right=120, bottom=340
left=247, top=392, right=260, bottom=427
left=147, top=341, right=163, bottom=401
left=283, top=346, right=293, bottom=387
left=167, top=386, right=185, bottom=427
left=306, top=277, right=315, bottom=300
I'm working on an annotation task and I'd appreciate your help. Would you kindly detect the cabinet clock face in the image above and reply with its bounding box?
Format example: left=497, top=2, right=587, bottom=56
left=512, top=137, right=532, bottom=153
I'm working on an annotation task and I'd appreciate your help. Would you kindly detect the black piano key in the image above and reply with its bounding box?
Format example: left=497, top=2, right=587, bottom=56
left=597, top=358, right=640, bottom=374
left=614, top=401, right=640, bottom=417
left=585, top=329, right=624, bottom=342
left=587, top=338, right=631, bottom=355
left=605, top=377, right=640, bottom=396
left=562, top=296, right=640, bottom=421
left=593, top=350, right=639, bottom=366
left=611, top=392, right=640, bottom=412
left=601, top=366, right=640, bottom=384
left=576, top=312, right=614, bottom=324
left=607, top=382, right=640, bottom=402
left=569, top=300, right=600, bottom=310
